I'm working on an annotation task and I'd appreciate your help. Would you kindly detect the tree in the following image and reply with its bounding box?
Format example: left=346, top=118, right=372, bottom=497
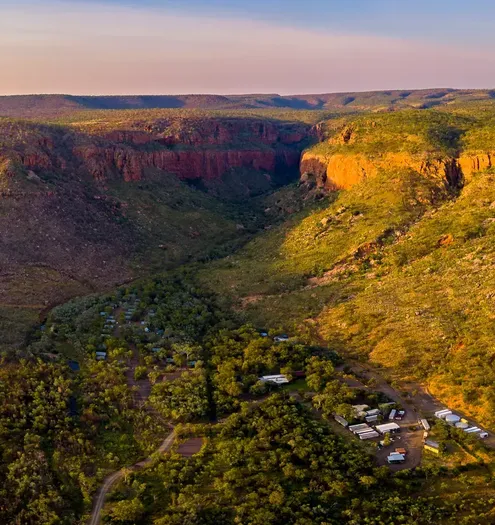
left=107, top=498, right=145, bottom=523
left=305, top=357, right=335, bottom=392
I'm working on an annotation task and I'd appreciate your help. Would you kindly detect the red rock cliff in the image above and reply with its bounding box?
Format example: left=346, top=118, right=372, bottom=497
left=2, top=118, right=310, bottom=188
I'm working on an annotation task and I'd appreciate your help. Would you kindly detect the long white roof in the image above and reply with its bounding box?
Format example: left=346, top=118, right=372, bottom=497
left=376, top=422, right=401, bottom=432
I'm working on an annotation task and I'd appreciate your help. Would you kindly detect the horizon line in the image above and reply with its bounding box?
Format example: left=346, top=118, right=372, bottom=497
left=0, top=87, right=494, bottom=98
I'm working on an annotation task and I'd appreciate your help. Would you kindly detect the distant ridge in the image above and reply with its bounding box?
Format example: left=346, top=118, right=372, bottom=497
left=1, top=89, right=494, bottom=118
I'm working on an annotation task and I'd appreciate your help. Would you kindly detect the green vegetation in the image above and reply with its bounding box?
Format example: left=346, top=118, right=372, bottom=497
left=3, top=89, right=495, bottom=121
left=310, top=110, right=472, bottom=156
left=198, top=166, right=451, bottom=299
left=319, top=170, right=495, bottom=421
left=0, top=354, right=167, bottom=524
left=0, top=276, right=226, bottom=523
left=51, top=108, right=331, bottom=129
left=6, top=100, right=495, bottom=523
left=198, top=104, right=495, bottom=426
left=103, top=395, right=495, bottom=525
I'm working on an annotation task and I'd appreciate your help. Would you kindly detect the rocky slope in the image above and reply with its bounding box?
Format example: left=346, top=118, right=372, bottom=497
left=0, top=113, right=311, bottom=352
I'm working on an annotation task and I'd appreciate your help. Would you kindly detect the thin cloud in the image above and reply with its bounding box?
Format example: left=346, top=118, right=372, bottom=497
left=1, top=1, right=494, bottom=95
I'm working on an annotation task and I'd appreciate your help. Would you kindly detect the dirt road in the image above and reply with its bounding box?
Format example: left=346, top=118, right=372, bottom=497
left=88, top=309, right=170, bottom=525
left=88, top=430, right=175, bottom=525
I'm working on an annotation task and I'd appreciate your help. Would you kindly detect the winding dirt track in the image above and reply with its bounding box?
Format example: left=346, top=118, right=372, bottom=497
left=88, top=430, right=175, bottom=525
left=89, top=315, right=174, bottom=525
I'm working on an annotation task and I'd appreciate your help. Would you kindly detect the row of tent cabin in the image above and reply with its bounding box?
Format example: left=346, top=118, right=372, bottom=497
left=346, top=424, right=380, bottom=440
left=347, top=422, right=401, bottom=437
left=435, top=409, right=488, bottom=438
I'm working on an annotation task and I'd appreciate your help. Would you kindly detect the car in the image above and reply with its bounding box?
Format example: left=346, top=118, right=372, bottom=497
left=395, top=410, right=406, bottom=420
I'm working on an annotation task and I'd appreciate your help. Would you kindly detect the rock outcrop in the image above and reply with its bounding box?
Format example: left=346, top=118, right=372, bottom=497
left=2, top=118, right=310, bottom=193
left=299, top=150, right=491, bottom=191
left=458, top=152, right=495, bottom=178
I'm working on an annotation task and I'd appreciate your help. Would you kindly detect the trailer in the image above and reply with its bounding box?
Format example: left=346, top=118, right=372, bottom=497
left=366, top=409, right=381, bottom=417
left=424, top=440, right=440, bottom=454
left=464, top=427, right=481, bottom=434
left=365, top=415, right=379, bottom=423
left=389, top=409, right=397, bottom=420
left=419, top=418, right=430, bottom=431
left=387, top=453, right=405, bottom=464
left=479, top=432, right=489, bottom=439
left=376, top=423, right=401, bottom=434
left=359, top=430, right=379, bottom=440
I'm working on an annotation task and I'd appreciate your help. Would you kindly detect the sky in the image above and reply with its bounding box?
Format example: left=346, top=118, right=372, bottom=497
left=2, top=0, right=495, bottom=95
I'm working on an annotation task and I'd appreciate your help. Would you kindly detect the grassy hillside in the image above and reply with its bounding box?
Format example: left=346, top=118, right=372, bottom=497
left=319, top=171, right=495, bottom=418
left=199, top=105, right=495, bottom=427
left=198, top=167, right=452, bottom=296
left=0, top=172, right=244, bottom=354
left=6, top=101, right=495, bottom=424
left=310, top=110, right=472, bottom=156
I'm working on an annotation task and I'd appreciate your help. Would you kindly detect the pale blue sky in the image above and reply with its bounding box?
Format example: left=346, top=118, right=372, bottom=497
left=70, top=0, right=495, bottom=43
left=1, top=0, right=495, bottom=95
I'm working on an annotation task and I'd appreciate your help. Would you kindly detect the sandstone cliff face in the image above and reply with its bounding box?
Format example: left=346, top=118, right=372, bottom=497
left=1, top=118, right=310, bottom=191
left=299, top=150, right=493, bottom=191
left=458, top=152, right=495, bottom=178
left=72, top=144, right=300, bottom=183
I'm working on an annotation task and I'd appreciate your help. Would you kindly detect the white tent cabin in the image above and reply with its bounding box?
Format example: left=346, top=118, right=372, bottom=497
left=259, top=374, right=290, bottom=385
left=273, top=335, right=290, bottom=343
left=352, top=404, right=370, bottom=418
left=434, top=409, right=452, bottom=419
left=376, top=422, right=401, bottom=434
left=359, top=430, right=379, bottom=440
left=348, top=423, right=371, bottom=434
